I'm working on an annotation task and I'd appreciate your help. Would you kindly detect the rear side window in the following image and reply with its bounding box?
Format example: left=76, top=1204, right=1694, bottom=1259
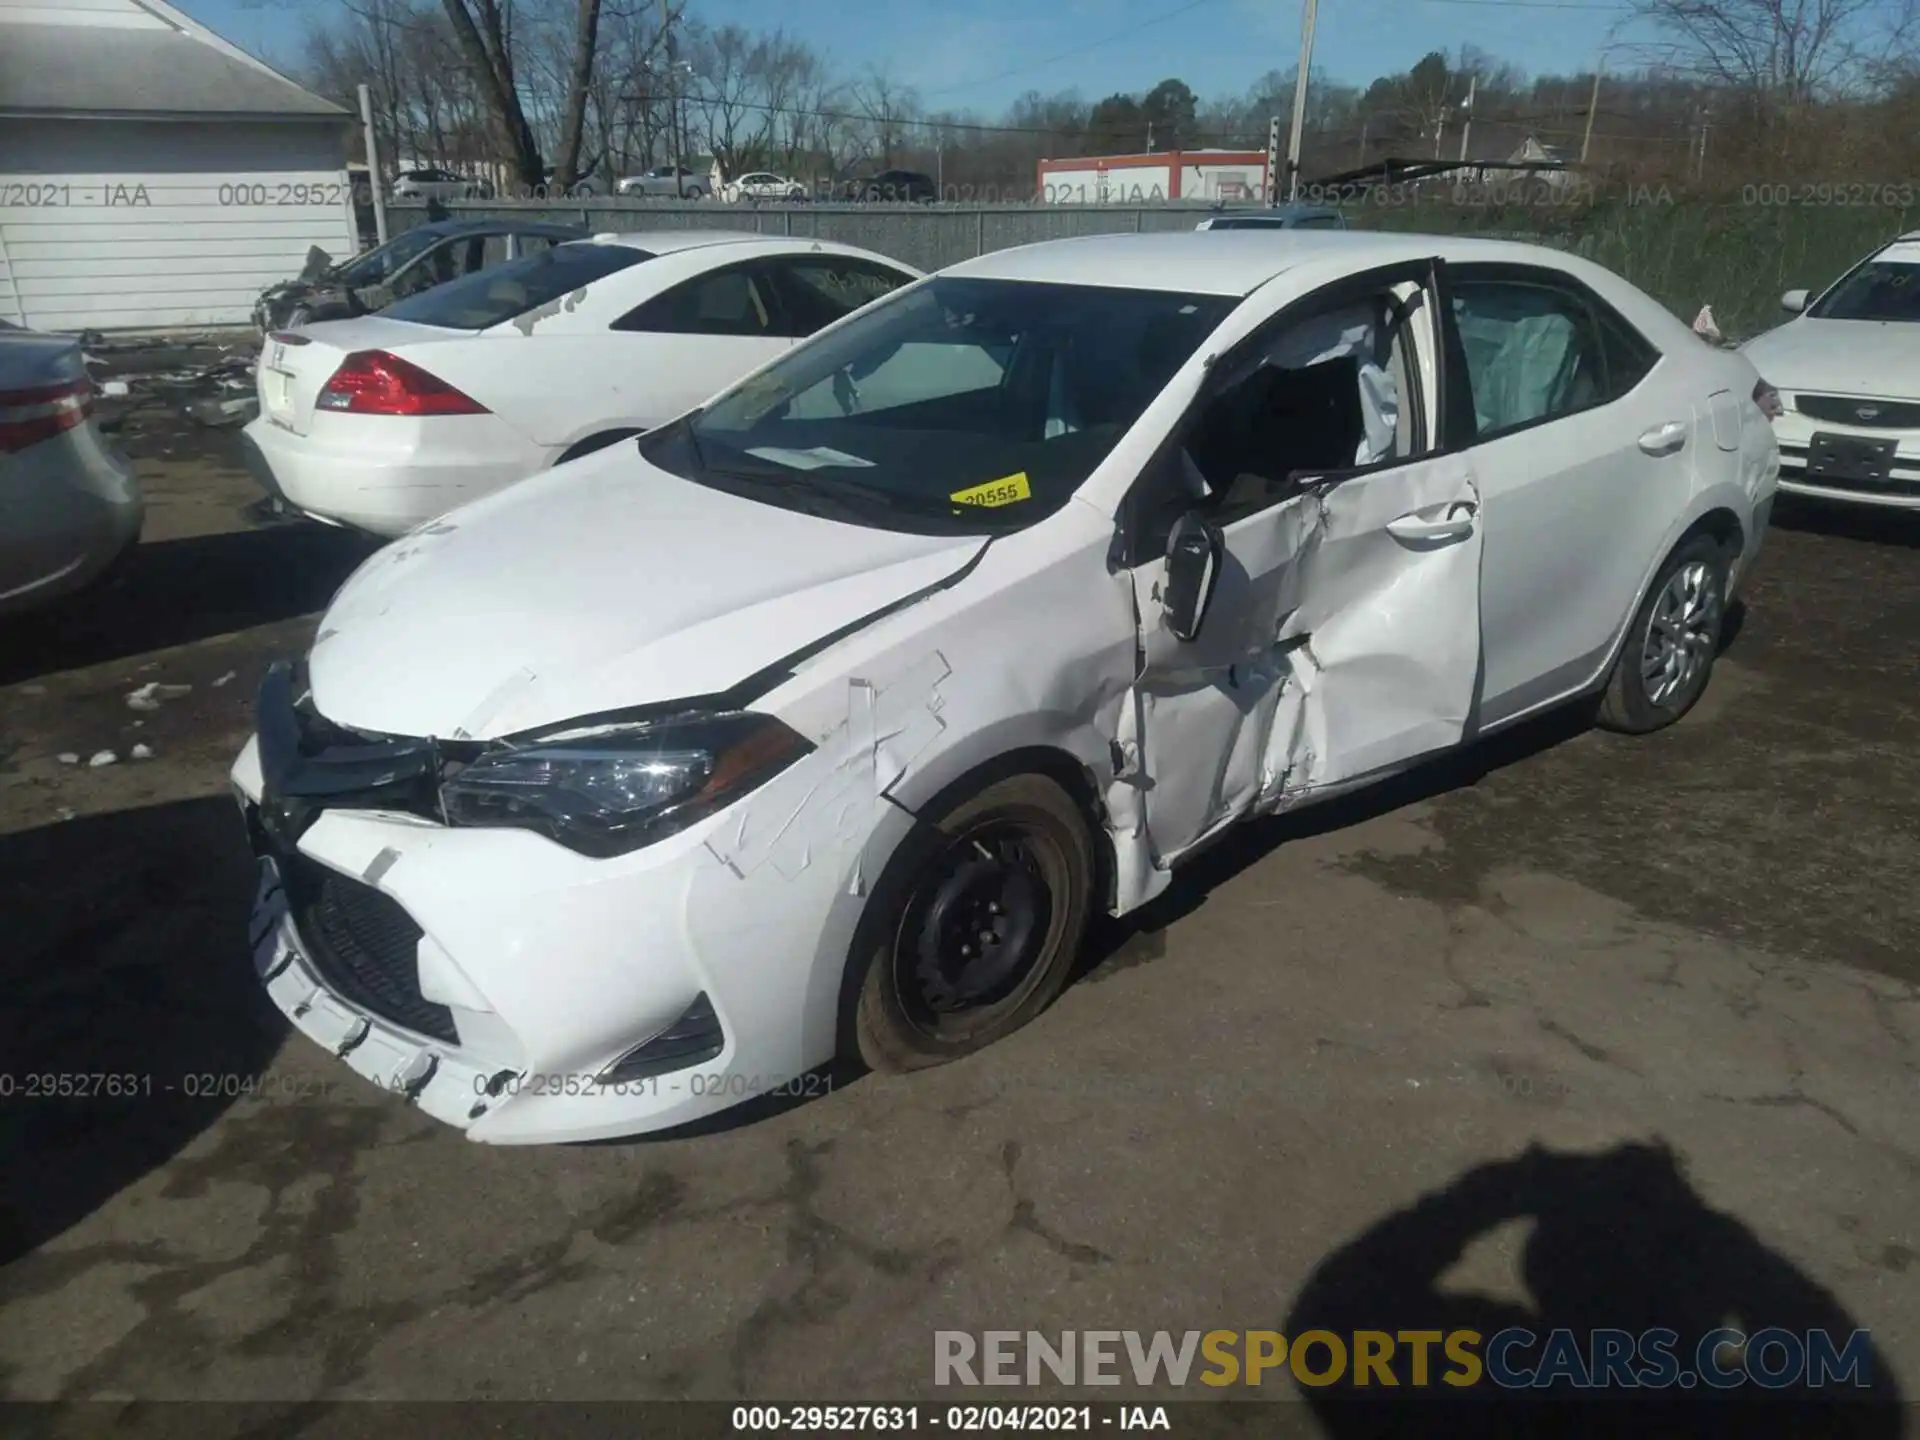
left=765, top=258, right=913, bottom=336
left=381, top=242, right=651, bottom=330
left=1450, top=276, right=1609, bottom=439
left=1592, top=302, right=1659, bottom=399
left=613, top=264, right=778, bottom=337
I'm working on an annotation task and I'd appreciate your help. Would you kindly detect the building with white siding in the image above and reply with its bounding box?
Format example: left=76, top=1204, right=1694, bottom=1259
left=0, top=0, right=356, bottom=332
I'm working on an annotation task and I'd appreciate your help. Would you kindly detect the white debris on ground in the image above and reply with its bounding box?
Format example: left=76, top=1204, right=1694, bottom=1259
left=212, top=670, right=237, bottom=688
left=130, top=743, right=154, bottom=761
left=127, top=681, right=192, bottom=711
left=57, top=753, right=79, bottom=765
left=88, top=750, right=117, bottom=767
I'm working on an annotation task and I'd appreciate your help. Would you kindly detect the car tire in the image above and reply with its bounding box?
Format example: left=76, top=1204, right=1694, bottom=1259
left=1597, top=532, right=1730, bottom=734
left=851, top=772, right=1096, bottom=1073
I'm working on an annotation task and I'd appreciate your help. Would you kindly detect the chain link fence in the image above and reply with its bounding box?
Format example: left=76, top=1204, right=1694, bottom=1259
left=390, top=199, right=1247, bottom=274
left=390, top=195, right=1920, bottom=342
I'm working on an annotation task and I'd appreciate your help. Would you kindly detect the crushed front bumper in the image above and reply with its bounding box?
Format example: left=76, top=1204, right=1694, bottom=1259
left=229, top=660, right=912, bottom=1143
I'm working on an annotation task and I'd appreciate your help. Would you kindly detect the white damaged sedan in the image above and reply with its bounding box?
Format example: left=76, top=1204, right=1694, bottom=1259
left=231, top=230, right=1779, bottom=1143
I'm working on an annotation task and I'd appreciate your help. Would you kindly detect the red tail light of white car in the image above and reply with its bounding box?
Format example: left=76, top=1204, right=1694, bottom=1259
left=315, top=351, right=491, bottom=417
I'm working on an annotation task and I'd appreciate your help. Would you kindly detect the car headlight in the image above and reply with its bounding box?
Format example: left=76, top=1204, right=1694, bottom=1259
left=440, top=711, right=812, bottom=858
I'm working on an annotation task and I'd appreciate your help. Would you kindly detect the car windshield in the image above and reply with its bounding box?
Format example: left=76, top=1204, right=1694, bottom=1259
left=646, top=276, right=1236, bottom=534
left=382, top=241, right=650, bottom=329
left=335, top=227, right=445, bottom=285
left=1810, top=259, right=1920, bottom=321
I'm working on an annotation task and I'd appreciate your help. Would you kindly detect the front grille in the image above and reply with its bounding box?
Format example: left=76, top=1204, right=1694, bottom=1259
left=279, top=850, right=459, bottom=1046
left=1794, top=394, right=1920, bottom=429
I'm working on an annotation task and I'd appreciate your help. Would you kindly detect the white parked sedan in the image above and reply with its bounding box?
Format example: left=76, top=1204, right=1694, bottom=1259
left=241, top=232, right=921, bottom=536
left=1, top=320, right=143, bottom=617
left=1741, top=231, right=1920, bottom=509
left=726, top=172, right=807, bottom=203
left=232, top=230, right=1778, bottom=1144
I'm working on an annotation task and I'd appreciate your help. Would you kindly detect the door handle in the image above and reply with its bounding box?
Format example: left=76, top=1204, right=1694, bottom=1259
left=1386, top=505, right=1476, bottom=543
left=1638, top=421, right=1688, bottom=455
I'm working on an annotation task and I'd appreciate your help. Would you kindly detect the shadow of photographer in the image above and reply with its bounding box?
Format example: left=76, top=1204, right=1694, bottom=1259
left=1281, top=1140, right=1902, bottom=1438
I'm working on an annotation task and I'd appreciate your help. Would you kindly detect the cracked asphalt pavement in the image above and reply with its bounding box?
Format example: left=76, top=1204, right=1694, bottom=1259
left=1, top=390, right=1916, bottom=1426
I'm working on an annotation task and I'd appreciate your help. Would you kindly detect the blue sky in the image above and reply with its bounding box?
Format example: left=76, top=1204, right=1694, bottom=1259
left=180, top=0, right=1659, bottom=111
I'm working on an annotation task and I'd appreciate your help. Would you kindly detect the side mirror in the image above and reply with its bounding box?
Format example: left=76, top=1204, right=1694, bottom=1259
left=1162, top=511, right=1223, bottom=642
left=1781, top=289, right=1810, bottom=314
left=299, top=245, right=332, bottom=281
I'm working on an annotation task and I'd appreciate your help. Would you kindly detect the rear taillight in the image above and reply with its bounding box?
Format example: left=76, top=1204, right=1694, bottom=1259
left=0, top=377, right=93, bottom=453
left=1753, top=378, right=1784, bottom=420
left=316, top=350, right=489, bottom=416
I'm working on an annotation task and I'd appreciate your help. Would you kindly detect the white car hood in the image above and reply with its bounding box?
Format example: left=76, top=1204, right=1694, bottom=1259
left=1742, top=317, right=1920, bottom=399
left=308, top=446, right=986, bottom=739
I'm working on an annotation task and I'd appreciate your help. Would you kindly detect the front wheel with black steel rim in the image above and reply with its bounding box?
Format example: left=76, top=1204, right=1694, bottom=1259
left=1598, top=534, right=1729, bottom=734
left=853, top=773, right=1095, bottom=1072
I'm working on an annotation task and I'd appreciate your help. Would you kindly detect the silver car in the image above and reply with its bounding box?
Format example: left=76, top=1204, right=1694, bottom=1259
left=0, top=320, right=143, bottom=616
left=1196, top=204, right=1347, bottom=231
left=616, top=165, right=710, bottom=199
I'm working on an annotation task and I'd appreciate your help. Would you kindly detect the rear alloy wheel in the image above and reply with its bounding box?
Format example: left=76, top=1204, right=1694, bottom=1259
left=1598, top=533, right=1729, bottom=733
left=854, top=774, right=1094, bottom=1072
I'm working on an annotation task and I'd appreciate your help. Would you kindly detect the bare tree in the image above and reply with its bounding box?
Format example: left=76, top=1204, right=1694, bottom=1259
left=686, top=23, right=776, bottom=173
left=851, top=65, right=921, bottom=169
left=551, top=0, right=604, bottom=186
left=1626, top=0, right=1912, bottom=101
left=438, top=0, right=547, bottom=185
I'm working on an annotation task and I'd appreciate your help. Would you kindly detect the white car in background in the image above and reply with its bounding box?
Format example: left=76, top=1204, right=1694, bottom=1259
left=1741, top=231, right=1920, bottom=508
left=0, top=320, right=143, bottom=617
left=389, top=167, right=474, bottom=203
left=725, top=172, right=807, bottom=203
left=233, top=230, right=1776, bottom=1145
left=242, top=232, right=921, bottom=536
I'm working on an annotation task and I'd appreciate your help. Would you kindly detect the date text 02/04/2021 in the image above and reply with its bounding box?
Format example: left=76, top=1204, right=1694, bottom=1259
left=0, top=1072, right=355, bottom=1101
left=729, top=1405, right=1172, bottom=1431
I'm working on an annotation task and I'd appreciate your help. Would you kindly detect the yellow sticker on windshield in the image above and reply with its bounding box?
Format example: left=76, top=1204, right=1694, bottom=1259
left=949, top=472, right=1032, bottom=508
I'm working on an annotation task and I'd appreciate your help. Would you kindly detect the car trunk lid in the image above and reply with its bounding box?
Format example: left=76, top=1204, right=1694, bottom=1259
left=257, top=316, right=472, bottom=435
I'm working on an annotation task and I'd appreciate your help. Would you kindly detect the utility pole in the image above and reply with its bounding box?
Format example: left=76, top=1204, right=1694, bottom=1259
left=1357, top=114, right=1370, bottom=167
left=1284, top=0, right=1318, bottom=200
left=358, top=83, right=388, bottom=245
left=1458, top=73, right=1476, bottom=162
left=659, top=0, right=684, bottom=196
left=1695, top=110, right=1710, bottom=181
left=1580, top=62, right=1604, bottom=164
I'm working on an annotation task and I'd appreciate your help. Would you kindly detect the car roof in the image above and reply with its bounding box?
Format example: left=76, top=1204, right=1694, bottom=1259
left=408, top=217, right=586, bottom=240
left=576, top=229, right=858, bottom=256
left=943, top=229, right=1580, bottom=296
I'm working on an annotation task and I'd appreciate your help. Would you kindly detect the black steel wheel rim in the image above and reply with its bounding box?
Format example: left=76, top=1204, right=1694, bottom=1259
left=895, top=817, right=1065, bottom=1036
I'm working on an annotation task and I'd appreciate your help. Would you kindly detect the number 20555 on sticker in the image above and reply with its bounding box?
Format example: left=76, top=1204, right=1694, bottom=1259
left=950, top=472, right=1032, bottom=508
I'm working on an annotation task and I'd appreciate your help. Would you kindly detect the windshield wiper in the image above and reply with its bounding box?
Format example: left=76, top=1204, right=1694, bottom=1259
left=707, top=465, right=914, bottom=522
